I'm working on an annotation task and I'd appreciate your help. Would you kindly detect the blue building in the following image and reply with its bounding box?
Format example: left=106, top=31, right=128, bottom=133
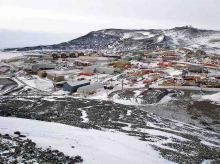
left=182, top=70, right=188, bottom=75
left=63, top=80, right=90, bottom=93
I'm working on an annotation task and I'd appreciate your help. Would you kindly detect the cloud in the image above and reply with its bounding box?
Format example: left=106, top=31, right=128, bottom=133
left=0, top=0, right=219, bottom=33
left=0, top=5, right=190, bottom=33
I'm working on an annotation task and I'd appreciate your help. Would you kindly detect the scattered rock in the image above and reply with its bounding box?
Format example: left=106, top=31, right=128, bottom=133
left=3, top=134, right=12, bottom=140
left=14, top=131, right=21, bottom=135
left=0, top=134, right=83, bottom=163
left=74, top=155, right=83, bottom=162
left=19, top=134, right=26, bottom=138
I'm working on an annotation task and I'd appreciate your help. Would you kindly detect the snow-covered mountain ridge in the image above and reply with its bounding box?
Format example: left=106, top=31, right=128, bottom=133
left=3, top=26, right=220, bottom=53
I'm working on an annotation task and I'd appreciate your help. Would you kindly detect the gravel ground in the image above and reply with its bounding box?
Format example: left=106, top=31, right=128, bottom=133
left=109, top=88, right=220, bottom=132
left=0, top=132, right=83, bottom=164
left=137, top=90, right=220, bottom=132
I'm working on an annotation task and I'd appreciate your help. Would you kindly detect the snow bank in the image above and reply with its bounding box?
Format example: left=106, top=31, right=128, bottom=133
left=52, top=90, right=69, bottom=95
left=0, top=117, right=174, bottom=164
left=158, top=94, right=173, bottom=104
left=122, top=32, right=155, bottom=40
left=167, top=69, right=182, bottom=77
left=113, top=99, right=139, bottom=106
left=18, top=75, right=53, bottom=91
left=202, top=92, right=220, bottom=102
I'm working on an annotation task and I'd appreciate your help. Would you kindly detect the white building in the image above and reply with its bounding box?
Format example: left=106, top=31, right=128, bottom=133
left=77, top=83, right=104, bottom=94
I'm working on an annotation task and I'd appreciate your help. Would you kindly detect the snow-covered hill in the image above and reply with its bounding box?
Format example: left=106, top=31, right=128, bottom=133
left=3, top=26, right=220, bottom=53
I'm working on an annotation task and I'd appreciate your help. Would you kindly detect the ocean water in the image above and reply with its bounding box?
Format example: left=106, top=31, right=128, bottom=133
left=0, top=52, right=24, bottom=60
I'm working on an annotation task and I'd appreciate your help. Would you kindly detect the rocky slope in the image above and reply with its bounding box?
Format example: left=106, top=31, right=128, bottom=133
left=0, top=133, right=83, bottom=164
left=0, top=94, right=220, bottom=164
left=3, top=26, right=220, bottom=53
left=108, top=89, right=220, bottom=132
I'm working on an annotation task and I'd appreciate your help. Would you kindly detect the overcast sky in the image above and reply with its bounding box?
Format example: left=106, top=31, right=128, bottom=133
left=0, top=0, right=220, bottom=35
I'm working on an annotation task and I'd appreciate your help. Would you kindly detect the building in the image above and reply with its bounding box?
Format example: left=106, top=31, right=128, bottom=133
left=114, top=61, right=130, bottom=68
left=32, top=63, right=56, bottom=70
left=188, top=65, right=203, bottom=73
left=60, top=52, right=68, bottom=58
left=196, top=50, right=206, bottom=56
left=102, top=55, right=121, bottom=59
left=82, top=66, right=97, bottom=73
left=69, top=52, right=77, bottom=58
left=47, top=73, right=65, bottom=82
left=74, top=60, right=92, bottom=66
left=208, top=72, right=220, bottom=79
left=123, top=57, right=132, bottom=61
left=161, top=51, right=175, bottom=55
left=24, top=59, right=35, bottom=63
left=51, top=52, right=59, bottom=59
left=77, top=83, right=103, bottom=94
left=83, top=66, right=120, bottom=74
left=78, top=52, right=84, bottom=57
left=132, top=55, right=141, bottom=60
left=0, top=78, right=16, bottom=85
left=0, top=65, right=11, bottom=74
left=37, top=71, right=47, bottom=78
left=174, top=64, right=188, bottom=70
left=81, top=61, right=92, bottom=67
left=74, top=60, right=82, bottom=66
left=63, top=80, right=90, bottom=93
left=24, top=62, right=55, bottom=74
left=78, top=56, right=115, bottom=63
left=145, top=54, right=159, bottom=58
left=96, top=67, right=119, bottom=74
left=43, top=56, right=54, bottom=61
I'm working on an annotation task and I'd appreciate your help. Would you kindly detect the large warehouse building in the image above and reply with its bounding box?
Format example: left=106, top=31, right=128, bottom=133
left=63, top=80, right=90, bottom=93
left=77, top=83, right=104, bottom=94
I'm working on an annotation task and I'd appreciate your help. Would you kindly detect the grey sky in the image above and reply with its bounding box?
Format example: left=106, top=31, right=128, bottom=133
left=0, top=0, right=220, bottom=35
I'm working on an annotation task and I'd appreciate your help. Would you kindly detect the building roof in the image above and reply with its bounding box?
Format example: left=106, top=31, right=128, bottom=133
left=66, top=80, right=90, bottom=86
left=55, top=81, right=67, bottom=85
left=47, top=72, right=64, bottom=76
left=0, top=78, right=16, bottom=85
left=78, top=56, right=115, bottom=61
left=77, top=83, right=103, bottom=93
left=208, top=72, right=220, bottom=77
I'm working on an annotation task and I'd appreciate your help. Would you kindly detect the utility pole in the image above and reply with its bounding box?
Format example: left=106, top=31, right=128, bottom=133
left=122, top=79, right=124, bottom=90
left=94, top=68, right=98, bottom=82
left=106, top=85, right=109, bottom=97
left=54, top=73, right=57, bottom=92
left=174, top=78, right=176, bottom=90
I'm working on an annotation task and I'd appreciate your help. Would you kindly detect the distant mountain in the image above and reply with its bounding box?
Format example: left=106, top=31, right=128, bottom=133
left=0, top=29, right=80, bottom=49
left=3, top=27, right=220, bottom=53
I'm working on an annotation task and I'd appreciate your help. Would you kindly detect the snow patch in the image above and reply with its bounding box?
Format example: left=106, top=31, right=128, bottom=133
left=0, top=117, right=174, bottom=164
left=202, top=92, right=220, bottom=103
left=157, top=35, right=165, bottom=43
left=78, top=108, right=89, bottom=123
left=158, top=95, right=172, bottom=104
left=122, top=32, right=155, bottom=40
